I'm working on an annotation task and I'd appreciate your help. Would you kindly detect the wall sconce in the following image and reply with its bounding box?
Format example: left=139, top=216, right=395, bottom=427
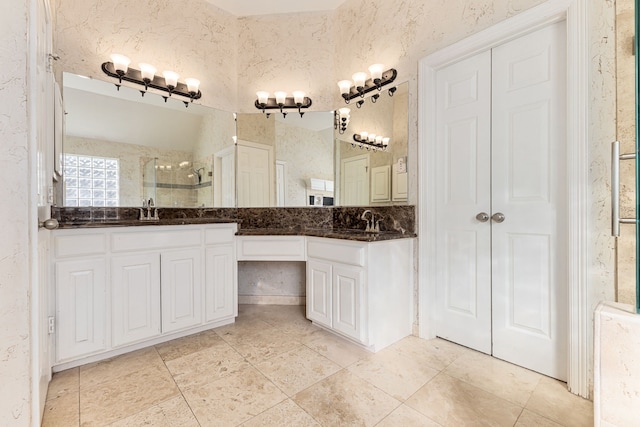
left=102, top=54, right=202, bottom=107
left=334, top=108, right=351, bottom=134
left=338, top=63, right=397, bottom=106
left=351, top=132, right=390, bottom=151
left=254, top=90, right=312, bottom=117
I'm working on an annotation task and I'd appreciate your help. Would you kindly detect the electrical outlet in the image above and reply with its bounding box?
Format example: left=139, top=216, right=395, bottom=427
left=48, top=317, right=55, bottom=334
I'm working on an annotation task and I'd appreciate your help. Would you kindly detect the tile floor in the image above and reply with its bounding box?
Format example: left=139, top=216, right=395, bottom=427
left=42, top=304, right=594, bottom=426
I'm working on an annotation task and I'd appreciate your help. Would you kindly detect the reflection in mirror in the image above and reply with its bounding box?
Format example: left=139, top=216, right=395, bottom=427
left=235, top=112, right=335, bottom=207
left=334, top=82, right=409, bottom=206
left=60, top=72, right=236, bottom=208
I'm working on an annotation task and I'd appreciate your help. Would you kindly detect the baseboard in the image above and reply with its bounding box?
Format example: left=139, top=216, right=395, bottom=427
left=238, top=295, right=305, bottom=305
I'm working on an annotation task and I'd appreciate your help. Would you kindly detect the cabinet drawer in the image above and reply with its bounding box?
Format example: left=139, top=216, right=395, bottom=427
left=307, top=239, right=365, bottom=267
left=237, top=236, right=305, bottom=261
left=111, top=229, right=201, bottom=252
left=54, top=233, right=107, bottom=258
left=204, top=226, right=236, bottom=245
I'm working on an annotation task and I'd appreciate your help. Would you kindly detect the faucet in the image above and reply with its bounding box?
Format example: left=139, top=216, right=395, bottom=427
left=361, top=209, right=375, bottom=233
left=139, top=198, right=159, bottom=221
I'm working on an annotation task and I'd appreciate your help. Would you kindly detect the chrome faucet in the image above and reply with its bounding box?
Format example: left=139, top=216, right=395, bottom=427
left=361, top=209, right=375, bottom=233
left=139, top=198, right=159, bottom=221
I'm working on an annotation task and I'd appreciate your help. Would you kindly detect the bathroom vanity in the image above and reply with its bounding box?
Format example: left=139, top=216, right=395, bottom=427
left=50, top=206, right=416, bottom=370
left=52, top=223, right=237, bottom=369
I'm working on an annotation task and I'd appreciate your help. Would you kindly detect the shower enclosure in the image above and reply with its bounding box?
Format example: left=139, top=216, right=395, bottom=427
left=142, top=157, right=213, bottom=207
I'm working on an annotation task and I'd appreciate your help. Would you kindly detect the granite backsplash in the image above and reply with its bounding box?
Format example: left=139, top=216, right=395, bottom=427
left=52, top=206, right=415, bottom=234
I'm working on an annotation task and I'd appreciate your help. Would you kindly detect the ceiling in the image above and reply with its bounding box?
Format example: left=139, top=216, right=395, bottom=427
left=204, top=0, right=347, bottom=16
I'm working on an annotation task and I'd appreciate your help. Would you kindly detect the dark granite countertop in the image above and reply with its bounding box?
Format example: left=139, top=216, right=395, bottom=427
left=56, top=217, right=237, bottom=228
left=52, top=206, right=417, bottom=242
left=236, top=227, right=416, bottom=242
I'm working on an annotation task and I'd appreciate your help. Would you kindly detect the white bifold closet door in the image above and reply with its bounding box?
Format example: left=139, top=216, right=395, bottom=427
left=435, top=21, right=567, bottom=380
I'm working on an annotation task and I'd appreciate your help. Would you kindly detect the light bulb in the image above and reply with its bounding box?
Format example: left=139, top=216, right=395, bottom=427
left=274, top=91, right=287, bottom=105
left=352, top=72, right=367, bottom=89
left=368, top=133, right=376, bottom=142
left=162, top=70, right=179, bottom=89
left=293, top=91, right=306, bottom=105
left=139, top=63, right=157, bottom=82
left=338, top=107, right=350, bottom=118
left=256, top=91, right=269, bottom=105
left=110, top=54, right=131, bottom=74
left=382, top=137, right=390, bottom=146
left=337, top=80, right=352, bottom=95
left=360, top=132, right=368, bottom=140
left=375, top=135, right=383, bottom=144
left=368, top=63, right=385, bottom=81
left=185, top=78, right=200, bottom=94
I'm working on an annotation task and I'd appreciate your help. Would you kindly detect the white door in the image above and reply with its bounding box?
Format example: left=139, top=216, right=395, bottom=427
left=275, top=160, right=287, bottom=206
left=204, top=245, right=235, bottom=323
left=161, top=248, right=202, bottom=333
left=435, top=22, right=567, bottom=379
left=32, top=0, right=55, bottom=419
left=370, top=165, right=391, bottom=203
left=490, top=22, right=567, bottom=380
left=435, top=50, right=493, bottom=354
left=111, top=254, right=161, bottom=346
left=340, top=154, right=369, bottom=206
left=214, top=146, right=235, bottom=207
left=306, top=259, right=332, bottom=328
left=237, top=140, right=274, bottom=207
left=56, top=259, right=107, bottom=361
left=332, top=264, right=365, bottom=343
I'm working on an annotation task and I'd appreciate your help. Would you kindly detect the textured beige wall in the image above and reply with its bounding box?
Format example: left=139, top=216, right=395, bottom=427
left=53, top=0, right=238, bottom=111
left=616, top=0, right=636, bottom=306
left=0, top=1, right=34, bottom=425
left=237, top=12, right=335, bottom=113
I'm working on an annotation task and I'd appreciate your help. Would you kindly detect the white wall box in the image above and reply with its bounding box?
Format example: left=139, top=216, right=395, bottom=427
left=306, top=237, right=414, bottom=351
left=52, top=223, right=238, bottom=370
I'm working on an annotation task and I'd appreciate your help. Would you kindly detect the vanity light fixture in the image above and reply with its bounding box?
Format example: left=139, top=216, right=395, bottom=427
left=337, top=64, right=397, bottom=105
left=102, top=54, right=202, bottom=107
left=254, top=90, right=312, bottom=117
left=351, top=132, right=390, bottom=151
left=334, top=108, right=351, bottom=134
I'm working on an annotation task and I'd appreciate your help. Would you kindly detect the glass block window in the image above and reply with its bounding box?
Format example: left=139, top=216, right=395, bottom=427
left=64, top=154, right=119, bottom=207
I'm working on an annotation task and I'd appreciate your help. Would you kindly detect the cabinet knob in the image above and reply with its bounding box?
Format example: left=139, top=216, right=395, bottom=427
left=40, top=218, right=59, bottom=230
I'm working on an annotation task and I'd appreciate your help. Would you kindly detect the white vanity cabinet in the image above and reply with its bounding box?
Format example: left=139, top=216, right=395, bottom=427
left=56, top=257, right=107, bottom=361
left=111, top=253, right=161, bottom=347
left=52, top=223, right=237, bottom=369
left=306, top=236, right=414, bottom=351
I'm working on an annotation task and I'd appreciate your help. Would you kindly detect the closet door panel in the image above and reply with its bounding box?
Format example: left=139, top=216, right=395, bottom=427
left=490, top=21, right=567, bottom=381
left=434, top=50, right=493, bottom=354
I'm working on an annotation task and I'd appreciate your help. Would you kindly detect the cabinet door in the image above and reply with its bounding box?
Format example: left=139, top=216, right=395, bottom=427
left=332, top=264, right=366, bottom=343
left=161, top=248, right=202, bottom=333
left=307, top=259, right=332, bottom=328
left=204, top=245, right=236, bottom=323
left=111, top=253, right=161, bottom=347
left=56, top=258, right=106, bottom=361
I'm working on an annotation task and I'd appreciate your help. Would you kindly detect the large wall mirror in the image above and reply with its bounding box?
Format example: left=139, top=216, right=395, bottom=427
left=60, top=72, right=236, bottom=208
left=235, top=112, right=335, bottom=207
left=335, top=82, right=409, bottom=206
left=60, top=73, right=409, bottom=209
left=235, top=81, right=409, bottom=207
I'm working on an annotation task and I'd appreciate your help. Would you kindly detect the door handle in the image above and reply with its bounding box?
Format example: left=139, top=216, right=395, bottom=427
left=475, top=212, right=489, bottom=222
left=492, top=212, right=505, bottom=223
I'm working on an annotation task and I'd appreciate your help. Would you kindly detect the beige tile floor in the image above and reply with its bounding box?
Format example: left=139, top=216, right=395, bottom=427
left=42, top=304, right=594, bottom=427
